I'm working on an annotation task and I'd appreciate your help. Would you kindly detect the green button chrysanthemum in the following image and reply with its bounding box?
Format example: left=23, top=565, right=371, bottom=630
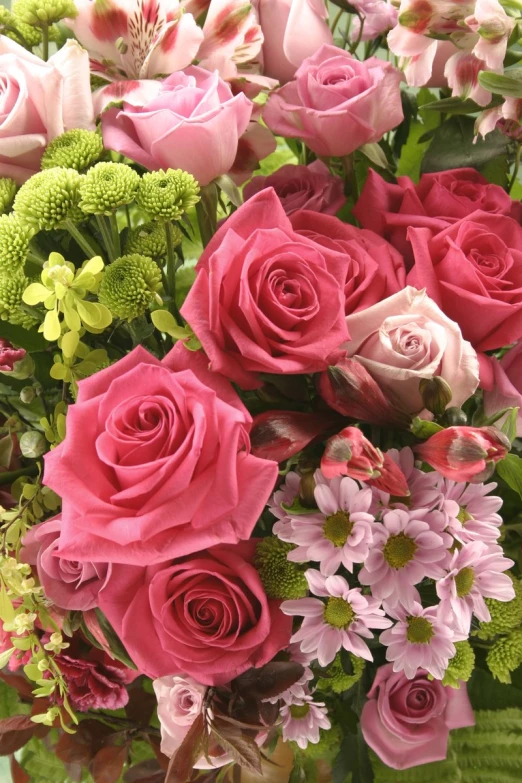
left=476, top=575, right=522, bottom=640
left=136, top=169, right=200, bottom=221
left=124, top=221, right=179, bottom=260
left=42, top=130, right=104, bottom=173
left=14, top=168, right=82, bottom=231
left=442, top=640, right=475, bottom=688
left=0, top=6, right=42, bottom=46
left=12, top=0, right=77, bottom=25
left=0, top=213, right=34, bottom=272
left=254, top=537, right=308, bottom=600
left=487, top=629, right=522, bottom=684
left=98, top=254, right=162, bottom=321
left=0, top=177, right=17, bottom=215
left=0, top=269, right=38, bottom=329
left=79, top=162, right=140, bottom=215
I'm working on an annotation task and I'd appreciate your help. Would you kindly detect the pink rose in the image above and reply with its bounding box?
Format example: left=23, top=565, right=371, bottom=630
left=289, top=210, right=406, bottom=315
left=99, top=541, right=292, bottom=685
left=43, top=344, right=277, bottom=565
left=263, top=44, right=403, bottom=158
left=0, top=38, right=94, bottom=183
left=406, top=212, right=522, bottom=352
left=181, top=188, right=350, bottom=389
left=345, top=287, right=479, bottom=415
left=361, top=664, right=474, bottom=770
left=154, top=675, right=208, bottom=758
left=484, top=343, right=522, bottom=437
left=354, top=168, right=522, bottom=266
left=254, top=0, right=333, bottom=84
left=101, top=66, right=252, bottom=185
left=244, top=161, right=345, bottom=216
left=21, top=516, right=110, bottom=611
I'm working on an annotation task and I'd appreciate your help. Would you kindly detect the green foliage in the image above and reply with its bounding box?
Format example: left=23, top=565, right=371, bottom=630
left=496, top=455, right=522, bottom=500
left=396, top=88, right=439, bottom=181
left=317, top=652, right=366, bottom=694
left=371, top=748, right=461, bottom=783
left=420, top=116, right=508, bottom=175
left=18, top=735, right=69, bottom=782
left=0, top=678, right=30, bottom=718
left=478, top=69, right=522, bottom=99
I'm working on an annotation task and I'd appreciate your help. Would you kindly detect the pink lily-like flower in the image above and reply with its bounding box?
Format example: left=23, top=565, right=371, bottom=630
left=65, top=0, right=204, bottom=80
left=465, top=0, right=516, bottom=71
left=198, top=0, right=263, bottom=74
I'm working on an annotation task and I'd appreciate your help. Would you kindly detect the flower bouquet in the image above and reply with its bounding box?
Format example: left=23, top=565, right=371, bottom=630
left=2, top=0, right=522, bottom=781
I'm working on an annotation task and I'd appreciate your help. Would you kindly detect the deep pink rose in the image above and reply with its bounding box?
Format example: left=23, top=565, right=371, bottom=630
left=254, top=0, right=333, bottom=84
left=406, top=211, right=522, bottom=353
left=484, top=342, right=522, bottom=437
left=0, top=339, right=26, bottom=372
left=180, top=188, right=350, bottom=389
left=0, top=38, right=94, bottom=183
left=21, top=516, right=110, bottom=611
left=345, top=287, right=479, bottom=415
left=263, top=44, right=403, bottom=158
left=43, top=344, right=277, bottom=565
left=289, top=210, right=406, bottom=315
left=101, top=66, right=252, bottom=185
left=55, top=643, right=136, bottom=712
left=244, top=161, right=345, bottom=216
left=99, top=540, right=292, bottom=685
left=361, top=664, right=474, bottom=770
left=354, top=168, right=522, bottom=266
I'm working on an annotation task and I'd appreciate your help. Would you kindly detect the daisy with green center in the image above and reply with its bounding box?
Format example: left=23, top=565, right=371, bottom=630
left=281, top=570, right=392, bottom=667
left=436, top=541, right=515, bottom=639
left=380, top=602, right=456, bottom=680
left=358, top=508, right=450, bottom=611
left=437, top=478, right=503, bottom=545
left=280, top=695, right=331, bottom=749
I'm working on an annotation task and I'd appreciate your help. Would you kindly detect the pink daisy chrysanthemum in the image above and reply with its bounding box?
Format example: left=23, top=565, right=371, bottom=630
left=380, top=603, right=456, bottom=680
left=367, top=447, right=442, bottom=515
left=281, top=695, right=331, bottom=749
left=436, top=478, right=503, bottom=545
left=358, top=508, right=450, bottom=610
left=270, top=471, right=302, bottom=540
left=281, top=570, right=392, bottom=666
left=436, top=541, right=515, bottom=638
left=280, top=473, right=374, bottom=576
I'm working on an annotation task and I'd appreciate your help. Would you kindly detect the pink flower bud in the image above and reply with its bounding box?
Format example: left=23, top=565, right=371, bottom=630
left=0, top=339, right=26, bottom=373
left=250, top=410, right=339, bottom=463
left=321, top=426, right=384, bottom=481
left=367, top=452, right=410, bottom=497
left=415, top=426, right=510, bottom=482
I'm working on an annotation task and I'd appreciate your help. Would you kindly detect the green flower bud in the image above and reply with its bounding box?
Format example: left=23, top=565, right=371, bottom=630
left=254, top=537, right=308, bottom=600
left=20, top=386, right=35, bottom=404
left=476, top=574, right=522, bottom=640
left=297, top=723, right=342, bottom=761
left=0, top=6, right=42, bottom=46
left=41, top=130, right=104, bottom=172
left=124, top=221, right=177, bottom=259
left=14, top=168, right=82, bottom=231
left=487, top=628, right=522, bottom=684
left=98, top=254, right=162, bottom=321
left=439, top=406, right=468, bottom=427
left=136, top=169, right=200, bottom=220
left=79, top=162, right=140, bottom=215
left=12, top=0, right=77, bottom=26
left=299, top=471, right=317, bottom=508
left=0, top=213, right=34, bottom=272
left=19, top=430, right=47, bottom=459
left=442, top=641, right=475, bottom=688
left=0, top=178, right=16, bottom=215
left=316, top=652, right=365, bottom=694
left=419, top=376, right=453, bottom=416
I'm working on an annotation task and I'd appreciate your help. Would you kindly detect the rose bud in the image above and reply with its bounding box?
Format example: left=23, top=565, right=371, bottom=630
left=419, top=376, right=453, bottom=416
left=415, top=426, right=510, bottom=483
left=321, top=426, right=384, bottom=481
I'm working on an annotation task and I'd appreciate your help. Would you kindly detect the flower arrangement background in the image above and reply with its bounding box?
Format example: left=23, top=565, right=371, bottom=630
left=2, top=0, right=522, bottom=782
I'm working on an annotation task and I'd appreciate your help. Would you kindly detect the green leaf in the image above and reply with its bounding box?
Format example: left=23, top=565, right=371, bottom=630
left=421, top=116, right=508, bottom=175
left=0, top=323, right=46, bottom=353
left=502, top=408, right=520, bottom=443
left=0, top=434, right=13, bottom=470
left=0, top=679, right=29, bottom=719
left=359, top=143, right=390, bottom=170
left=94, top=608, right=137, bottom=670
left=410, top=417, right=444, bottom=440
left=42, top=310, right=61, bottom=342
left=18, top=736, right=68, bottom=783
left=421, top=95, right=504, bottom=114
left=0, top=582, right=14, bottom=624
left=497, top=454, right=522, bottom=498
left=479, top=69, right=522, bottom=98
left=396, top=88, right=439, bottom=181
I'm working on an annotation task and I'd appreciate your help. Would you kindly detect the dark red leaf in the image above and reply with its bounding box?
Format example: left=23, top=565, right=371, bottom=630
left=123, top=759, right=165, bottom=783
left=10, top=756, right=30, bottom=783
left=0, top=673, right=34, bottom=701
left=0, top=715, right=34, bottom=734
left=211, top=722, right=262, bottom=775
left=0, top=726, right=34, bottom=756
left=233, top=662, right=305, bottom=700
left=91, top=744, right=128, bottom=783
left=250, top=410, right=338, bottom=462
left=147, top=734, right=170, bottom=772
left=125, top=685, right=157, bottom=727
left=55, top=730, right=93, bottom=767
left=166, top=713, right=205, bottom=783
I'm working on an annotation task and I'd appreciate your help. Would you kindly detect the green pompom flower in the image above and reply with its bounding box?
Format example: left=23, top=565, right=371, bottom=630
left=476, top=575, right=522, bottom=640
left=487, top=629, right=522, bottom=684
left=254, top=537, right=308, bottom=601
left=12, top=0, right=77, bottom=26
left=98, top=254, right=162, bottom=321
left=442, top=641, right=475, bottom=688
left=136, top=169, right=200, bottom=220
left=41, top=130, right=104, bottom=172
left=14, top=168, right=82, bottom=231
left=0, top=6, right=42, bottom=46
left=125, top=221, right=179, bottom=259
left=297, top=723, right=342, bottom=761
left=0, top=178, right=16, bottom=215
left=0, top=214, right=34, bottom=272
left=316, top=652, right=365, bottom=694
left=79, top=162, right=140, bottom=215
left=0, top=270, right=38, bottom=328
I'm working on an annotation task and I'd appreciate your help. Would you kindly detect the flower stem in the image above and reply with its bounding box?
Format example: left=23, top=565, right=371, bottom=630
left=196, top=184, right=218, bottom=248
left=64, top=220, right=101, bottom=259
left=41, top=24, right=49, bottom=61
left=164, top=221, right=181, bottom=322
left=509, top=143, right=522, bottom=193
left=94, top=215, right=115, bottom=262
left=109, top=213, right=121, bottom=258
left=0, top=466, right=38, bottom=486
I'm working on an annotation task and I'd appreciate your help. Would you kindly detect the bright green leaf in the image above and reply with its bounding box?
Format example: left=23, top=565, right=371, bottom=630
left=497, top=453, right=522, bottom=498
left=22, top=283, right=49, bottom=306
left=42, top=309, right=61, bottom=342
left=61, top=330, right=79, bottom=360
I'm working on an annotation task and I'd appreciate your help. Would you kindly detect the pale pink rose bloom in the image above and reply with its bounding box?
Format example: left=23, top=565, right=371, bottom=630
left=0, top=38, right=94, bottom=183
left=253, top=0, right=333, bottom=84
left=465, top=0, right=515, bottom=70
left=65, top=0, right=203, bottom=81
left=344, top=287, right=479, bottom=416
left=264, top=44, right=404, bottom=158
left=484, top=343, right=522, bottom=437
left=153, top=675, right=207, bottom=758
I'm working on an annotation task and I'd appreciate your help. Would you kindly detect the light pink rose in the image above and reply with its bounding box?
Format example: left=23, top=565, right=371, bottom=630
left=345, top=287, right=479, bottom=415
left=254, top=0, right=333, bottom=84
left=361, top=664, right=475, bottom=770
left=101, top=66, right=252, bottom=185
left=0, top=38, right=94, bottom=183
left=484, top=343, right=522, bottom=437
left=21, top=516, right=110, bottom=611
left=244, top=161, right=345, bottom=216
left=154, top=675, right=208, bottom=758
left=43, top=344, right=278, bottom=565
left=264, top=45, right=403, bottom=157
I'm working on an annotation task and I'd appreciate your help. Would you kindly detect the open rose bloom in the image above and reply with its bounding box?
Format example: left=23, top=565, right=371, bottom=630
left=2, top=0, right=522, bottom=779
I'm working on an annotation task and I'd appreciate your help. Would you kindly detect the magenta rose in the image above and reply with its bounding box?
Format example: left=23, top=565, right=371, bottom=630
left=361, top=664, right=475, bottom=770
left=244, top=161, right=345, bottom=216
left=289, top=210, right=406, bottom=315
left=43, top=344, right=277, bottom=565
left=101, top=66, right=252, bottom=185
left=56, top=643, right=136, bottom=712
left=354, top=168, right=522, bottom=266
left=99, top=540, right=292, bottom=685
left=180, top=188, right=350, bottom=389
left=21, top=516, right=110, bottom=611
left=263, top=44, right=403, bottom=158
left=484, top=342, right=522, bottom=437
left=406, top=211, right=522, bottom=353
